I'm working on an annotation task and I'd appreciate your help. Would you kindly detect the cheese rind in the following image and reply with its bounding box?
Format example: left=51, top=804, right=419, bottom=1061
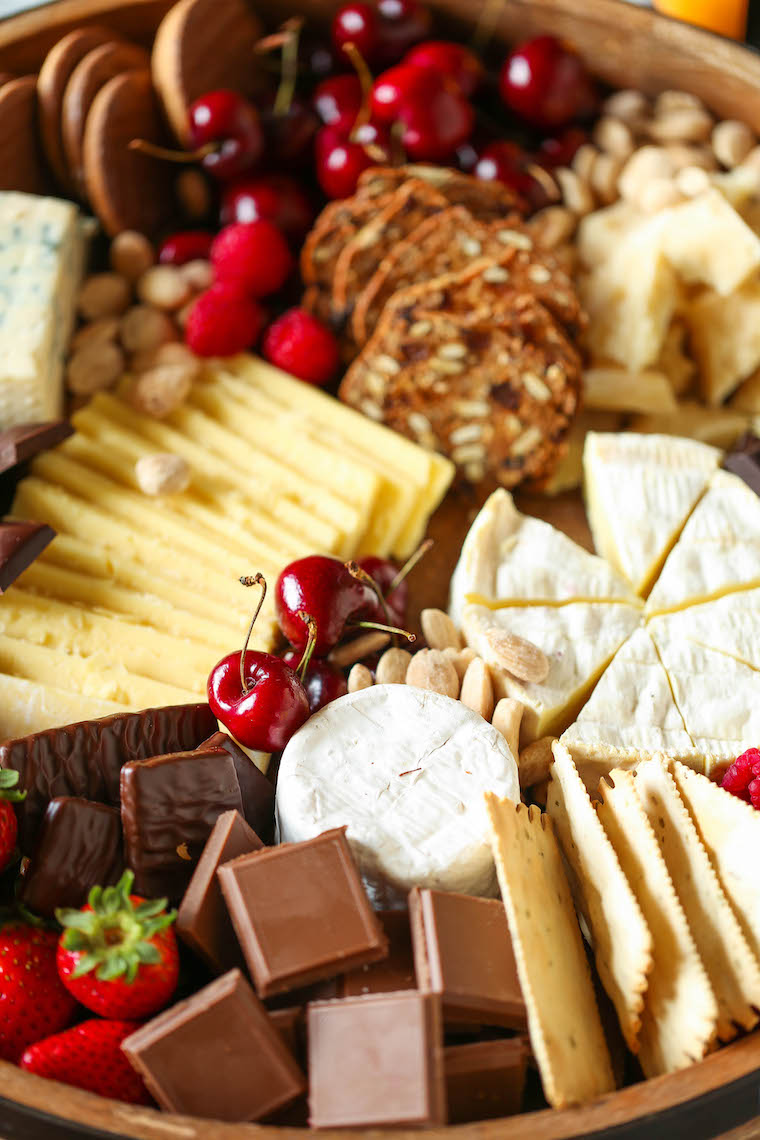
left=275, top=685, right=519, bottom=904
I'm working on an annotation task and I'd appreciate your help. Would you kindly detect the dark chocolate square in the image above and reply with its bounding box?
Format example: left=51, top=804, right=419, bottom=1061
left=122, top=969, right=305, bottom=1121
left=307, top=991, right=446, bottom=1128
left=121, top=748, right=243, bottom=901
left=176, top=809, right=263, bottom=973
left=20, top=796, right=123, bottom=917
left=445, top=1038, right=527, bottom=1123
left=217, top=827, right=388, bottom=998
left=409, top=888, right=526, bottom=1028
left=340, top=909, right=416, bottom=997
left=197, top=731, right=274, bottom=842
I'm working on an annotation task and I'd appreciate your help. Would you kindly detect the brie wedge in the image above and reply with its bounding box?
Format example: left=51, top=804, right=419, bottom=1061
left=583, top=432, right=721, bottom=596
left=648, top=589, right=760, bottom=673
left=275, top=685, right=519, bottom=904
left=647, top=471, right=760, bottom=615
left=449, top=488, right=637, bottom=628
left=461, top=601, right=641, bottom=744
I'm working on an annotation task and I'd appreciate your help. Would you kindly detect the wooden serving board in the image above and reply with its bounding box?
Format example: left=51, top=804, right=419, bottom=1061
left=0, top=1, right=758, bottom=1139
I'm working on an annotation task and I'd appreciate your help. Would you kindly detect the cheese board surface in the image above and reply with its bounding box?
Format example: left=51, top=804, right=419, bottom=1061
left=1, top=0, right=760, bottom=1137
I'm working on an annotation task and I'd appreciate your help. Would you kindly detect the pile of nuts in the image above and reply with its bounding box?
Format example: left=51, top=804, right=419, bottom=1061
left=68, top=231, right=210, bottom=419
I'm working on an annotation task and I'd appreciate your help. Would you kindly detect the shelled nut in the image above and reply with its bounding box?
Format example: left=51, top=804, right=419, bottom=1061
left=459, top=656, right=494, bottom=720
left=492, top=698, right=523, bottom=760
left=137, top=265, right=192, bottom=311
left=78, top=273, right=132, bottom=320
left=66, top=341, right=124, bottom=395
left=376, top=647, right=412, bottom=684
left=347, top=663, right=374, bottom=693
left=110, top=230, right=155, bottom=282
left=135, top=453, right=191, bottom=495
left=420, top=607, right=461, bottom=651
left=405, top=649, right=459, bottom=698
left=120, top=305, right=177, bottom=354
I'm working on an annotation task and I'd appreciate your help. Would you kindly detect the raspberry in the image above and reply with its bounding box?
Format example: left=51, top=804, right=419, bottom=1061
left=184, top=284, right=265, bottom=357
left=210, top=221, right=293, bottom=298
left=720, top=747, right=760, bottom=810
left=262, top=308, right=340, bottom=386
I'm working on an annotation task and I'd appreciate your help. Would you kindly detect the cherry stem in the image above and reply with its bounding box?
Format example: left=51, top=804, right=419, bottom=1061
left=268, top=17, right=304, bottom=117
left=129, top=138, right=217, bottom=164
left=296, top=611, right=318, bottom=679
left=238, top=573, right=267, bottom=693
left=524, top=161, right=561, bottom=202
left=388, top=538, right=433, bottom=595
left=389, top=119, right=407, bottom=167
left=354, top=619, right=416, bottom=643
left=342, top=42, right=374, bottom=135
left=345, top=561, right=394, bottom=628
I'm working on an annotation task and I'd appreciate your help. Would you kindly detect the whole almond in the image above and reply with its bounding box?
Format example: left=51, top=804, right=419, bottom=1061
left=120, top=305, right=177, bottom=354
left=110, top=230, right=155, bottom=281
left=78, top=273, right=132, bottom=320
left=442, top=645, right=477, bottom=679
left=131, top=341, right=199, bottom=376
left=66, top=342, right=124, bottom=395
left=328, top=631, right=390, bottom=668
left=492, top=697, right=523, bottom=759
left=420, top=608, right=461, bottom=651
left=484, top=628, right=550, bottom=683
left=135, top=453, right=191, bottom=496
left=137, top=265, right=192, bottom=311
left=518, top=736, right=555, bottom=788
left=179, top=259, right=214, bottom=291
left=459, top=657, right=494, bottom=721
left=347, top=663, right=374, bottom=693
left=131, top=363, right=194, bottom=418
left=405, top=649, right=459, bottom=699
left=376, top=647, right=412, bottom=684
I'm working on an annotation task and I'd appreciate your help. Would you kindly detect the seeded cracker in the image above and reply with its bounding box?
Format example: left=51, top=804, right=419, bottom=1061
left=635, top=755, right=760, bottom=1040
left=596, top=769, right=718, bottom=1077
left=547, top=742, right=652, bottom=1053
left=357, top=164, right=524, bottom=220
left=339, top=260, right=582, bottom=487
left=671, top=760, right=760, bottom=963
left=484, top=795, right=615, bottom=1108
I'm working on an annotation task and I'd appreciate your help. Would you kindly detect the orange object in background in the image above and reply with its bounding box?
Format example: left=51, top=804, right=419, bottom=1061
left=654, top=0, right=747, bottom=38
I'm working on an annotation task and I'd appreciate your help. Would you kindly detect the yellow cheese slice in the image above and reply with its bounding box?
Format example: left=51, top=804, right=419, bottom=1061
left=0, top=672, right=125, bottom=740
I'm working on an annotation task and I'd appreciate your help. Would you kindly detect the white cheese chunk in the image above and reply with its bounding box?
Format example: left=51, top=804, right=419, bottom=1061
left=0, top=192, right=87, bottom=428
left=275, top=685, right=519, bottom=904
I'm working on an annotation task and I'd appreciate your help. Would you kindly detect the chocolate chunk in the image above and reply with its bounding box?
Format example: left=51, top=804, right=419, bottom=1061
left=724, top=431, right=760, bottom=493
left=269, top=1006, right=304, bottom=1062
left=0, top=421, right=72, bottom=473
left=20, top=796, right=123, bottom=917
left=122, top=969, right=305, bottom=1121
left=176, top=809, right=262, bottom=973
left=340, top=909, right=416, bottom=997
left=307, top=991, right=446, bottom=1128
left=0, top=521, right=55, bottom=592
left=197, top=732, right=274, bottom=843
left=121, top=749, right=243, bottom=901
left=0, top=702, right=216, bottom=854
left=445, top=1039, right=527, bottom=1123
left=217, top=827, right=388, bottom=998
left=409, top=888, right=527, bottom=1029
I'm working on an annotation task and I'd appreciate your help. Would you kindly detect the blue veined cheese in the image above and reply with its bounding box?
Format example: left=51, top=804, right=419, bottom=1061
left=0, top=192, right=87, bottom=428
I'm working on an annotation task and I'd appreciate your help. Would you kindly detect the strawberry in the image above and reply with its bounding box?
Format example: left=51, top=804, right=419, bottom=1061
left=20, top=1019, right=151, bottom=1104
left=0, top=921, right=76, bottom=1062
left=56, top=871, right=179, bottom=1020
left=0, top=769, right=25, bottom=873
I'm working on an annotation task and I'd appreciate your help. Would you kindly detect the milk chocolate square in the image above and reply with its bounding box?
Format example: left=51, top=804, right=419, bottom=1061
left=197, top=731, right=274, bottom=842
left=122, top=969, right=305, bottom=1122
left=20, top=797, right=123, bottom=917
left=307, top=991, right=446, bottom=1128
left=409, top=888, right=527, bottom=1028
left=340, top=909, right=416, bottom=997
left=176, top=809, right=263, bottom=973
left=445, top=1038, right=527, bottom=1123
left=217, top=827, right=388, bottom=998
left=121, top=749, right=243, bottom=901
left=0, top=420, right=72, bottom=471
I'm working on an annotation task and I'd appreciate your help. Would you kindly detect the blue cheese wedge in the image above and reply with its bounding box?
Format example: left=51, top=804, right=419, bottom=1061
left=0, top=191, right=87, bottom=427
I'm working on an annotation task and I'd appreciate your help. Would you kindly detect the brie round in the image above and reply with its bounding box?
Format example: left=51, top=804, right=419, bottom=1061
left=275, top=684, right=519, bottom=903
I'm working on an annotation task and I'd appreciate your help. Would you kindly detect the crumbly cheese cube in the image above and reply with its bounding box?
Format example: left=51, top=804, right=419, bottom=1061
left=687, top=283, right=760, bottom=405
left=660, top=188, right=760, bottom=296
left=0, top=192, right=87, bottom=428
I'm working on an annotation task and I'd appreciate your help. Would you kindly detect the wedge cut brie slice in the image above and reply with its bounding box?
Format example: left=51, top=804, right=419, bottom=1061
left=461, top=601, right=641, bottom=744
left=449, top=488, right=638, bottom=628
left=647, top=471, right=760, bottom=615
left=584, top=432, right=721, bottom=596
left=649, top=589, right=760, bottom=673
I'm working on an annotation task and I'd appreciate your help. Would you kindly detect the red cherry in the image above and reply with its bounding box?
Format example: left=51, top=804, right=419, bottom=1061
left=356, top=555, right=408, bottom=627
left=375, top=0, right=432, bottom=65
left=220, top=176, right=313, bottom=242
left=262, top=307, right=340, bottom=386
left=371, top=62, right=428, bottom=123
left=275, top=555, right=377, bottom=657
left=499, top=35, right=597, bottom=129
left=260, top=98, right=320, bottom=169
left=211, top=221, right=293, bottom=299
left=315, top=124, right=377, bottom=199
left=184, top=284, right=265, bottom=357
left=312, top=74, right=364, bottom=132
left=158, top=231, right=214, bottom=265
left=537, top=126, right=588, bottom=169
left=396, top=84, right=474, bottom=161
left=332, top=3, right=378, bottom=65
left=208, top=650, right=310, bottom=751
left=187, top=89, right=264, bottom=181
left=404, top=40, right=483, bottom=97
left=474, top=141, right=534, bottom=195
left=281, top=650, right=348, bottom=713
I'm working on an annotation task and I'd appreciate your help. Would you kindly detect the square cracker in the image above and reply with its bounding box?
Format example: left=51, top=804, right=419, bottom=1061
left=596, top=769, right=717, bottom=1077
left=484, top=794, right=615, bottom=1108
left=671, top=761, right=760, bottom=964
left=547, top=742, right=652, bottom=1052
left=635, top=755, right=760, bottom=1041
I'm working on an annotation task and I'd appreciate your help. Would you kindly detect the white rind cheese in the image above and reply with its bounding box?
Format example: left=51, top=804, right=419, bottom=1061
left=0, top=192, right=87, bottom=428
left=275, top=685, right=519, bottom=903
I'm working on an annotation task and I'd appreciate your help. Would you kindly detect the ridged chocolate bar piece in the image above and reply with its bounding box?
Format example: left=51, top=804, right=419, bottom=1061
left=20, top=796, right=123, bottom=917
left=0, top=421, right=73, bottom=473
left=121, top=748, right=243, bottom=901
left=0, top=520, right=55, bottom=592
left=0, top=702, right=216, bottom=853
left=197, top=732, right=274, bottom=843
